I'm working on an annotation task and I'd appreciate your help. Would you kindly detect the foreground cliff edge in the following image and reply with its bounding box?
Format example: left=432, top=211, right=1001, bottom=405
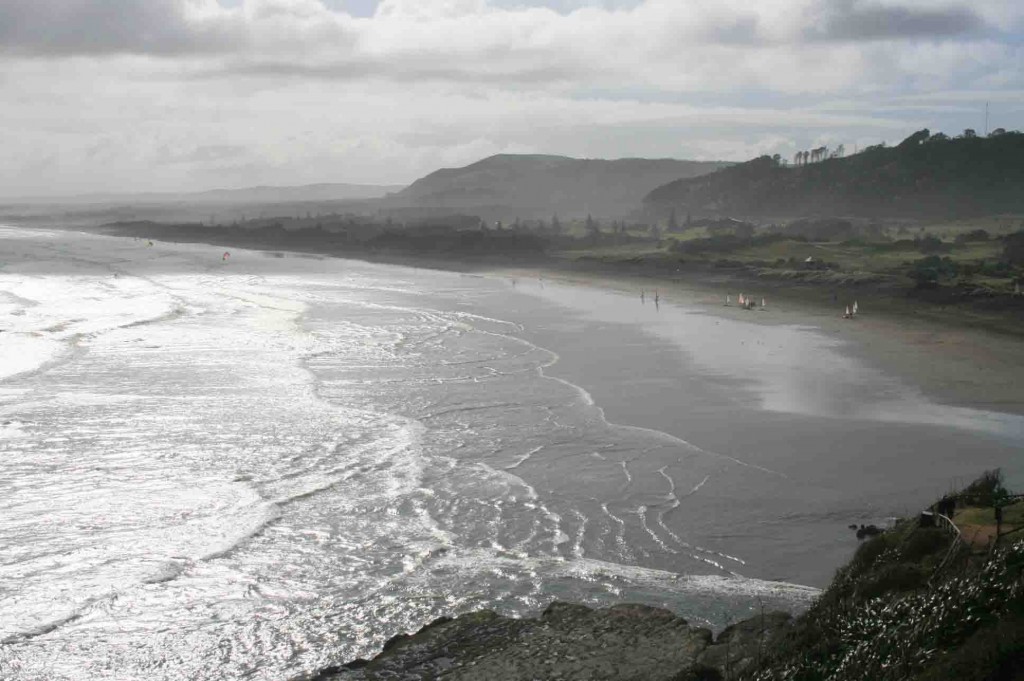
left=304, top=471, right=1024, bottom=680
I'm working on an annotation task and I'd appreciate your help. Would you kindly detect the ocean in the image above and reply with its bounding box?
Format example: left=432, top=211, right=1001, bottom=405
left=1, top=227, right=1021, bottom=680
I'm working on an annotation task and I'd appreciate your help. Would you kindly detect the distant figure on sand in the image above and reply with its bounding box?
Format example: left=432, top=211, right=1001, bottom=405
left=654, top=290, right=659, bottom=305
left=641, top=290, right=645, bottom=303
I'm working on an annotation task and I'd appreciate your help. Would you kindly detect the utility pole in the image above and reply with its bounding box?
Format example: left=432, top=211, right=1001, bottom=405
left=985, top=102, right=989, bottom=136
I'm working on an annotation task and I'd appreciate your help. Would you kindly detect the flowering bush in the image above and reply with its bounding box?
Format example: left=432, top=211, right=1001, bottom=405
left=750, top=538, right=1024, bottom=681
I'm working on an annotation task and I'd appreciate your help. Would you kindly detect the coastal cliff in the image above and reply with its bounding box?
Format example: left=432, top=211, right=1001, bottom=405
left=307, top=601, right=793, bottom=680
left=308, top=475, right=1024, bottom=681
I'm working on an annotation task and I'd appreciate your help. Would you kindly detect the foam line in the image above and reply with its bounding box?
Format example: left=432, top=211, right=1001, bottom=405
left=618, top=460, right=633, bottom=487
left=688, top=475, right=711, bottom=496
left=637, top=505, right=676, bottom=555
left=570, top=509, right=587, bottom=558
left=504, top=446, right=543, bottom=470
left=470, top=323, right=791, bottom=480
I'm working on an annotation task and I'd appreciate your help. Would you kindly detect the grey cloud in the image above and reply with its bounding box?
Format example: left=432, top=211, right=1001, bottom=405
left=0, top=0, right=245, bottom=56
left=707, top=15, right=762, bottom=45
left=155, top=144, right=250, bottom=165
left=489, top=0, right=645, bottom=13
left=201, top=57, right=585, bottom=85
left=807, top=1, right=985, bottom=41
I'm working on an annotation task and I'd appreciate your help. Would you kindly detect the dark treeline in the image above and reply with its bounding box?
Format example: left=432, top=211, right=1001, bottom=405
left=644, top=129, right=1024, bottom=220
left=101, top=217, right=553, bottom=259
left=100, top=209, right=676, bottom=259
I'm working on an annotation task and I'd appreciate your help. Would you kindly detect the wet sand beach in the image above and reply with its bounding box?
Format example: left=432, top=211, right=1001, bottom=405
left=492, top=265, right=1024, bottom=418
left=482, top=271, right=1024, bottom=585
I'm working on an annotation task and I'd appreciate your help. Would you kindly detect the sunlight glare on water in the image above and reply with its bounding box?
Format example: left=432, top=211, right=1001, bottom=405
left=4, top=228, right=1020, bottom=680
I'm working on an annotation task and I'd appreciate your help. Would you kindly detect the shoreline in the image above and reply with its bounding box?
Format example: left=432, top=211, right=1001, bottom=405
left=8, top=225, right=1023, bottom=681
left=486, top=261, right=1024, bottom=419
left=50, top=219, right=1024, bottom=416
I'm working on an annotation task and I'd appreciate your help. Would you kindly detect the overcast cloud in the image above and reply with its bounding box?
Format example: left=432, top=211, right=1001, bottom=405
left=0, top=0, right=1021, bottom=197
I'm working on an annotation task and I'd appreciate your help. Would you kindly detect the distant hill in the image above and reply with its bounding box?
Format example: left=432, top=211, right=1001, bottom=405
left=187, top=183, right=406, bottom=204
left=644, top=130, right=1024, bottom=220
left=386, top=154, right=729, bottom=221
left=9, top=183, right=405, bottom=206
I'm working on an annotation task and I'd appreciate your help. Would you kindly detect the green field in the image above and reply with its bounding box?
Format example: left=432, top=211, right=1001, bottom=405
left=555, top=216, right=1024, bottom=297
left=956, top=501, right=1024, bottom=527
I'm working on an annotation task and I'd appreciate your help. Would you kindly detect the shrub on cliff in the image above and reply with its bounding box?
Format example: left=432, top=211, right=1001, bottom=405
left=751, top=539, right=1024, bottom=681
left=747, top=474, right=1024, bottom=681
left=961, top=468, right=1010, bottom=507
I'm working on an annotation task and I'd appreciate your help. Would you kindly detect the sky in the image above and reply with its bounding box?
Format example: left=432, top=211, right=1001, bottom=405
left=0, top=0, right=1022, bottom=197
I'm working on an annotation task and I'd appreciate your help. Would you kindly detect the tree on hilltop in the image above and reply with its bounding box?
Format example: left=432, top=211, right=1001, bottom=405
left=898, top=129, right=930, bottom=148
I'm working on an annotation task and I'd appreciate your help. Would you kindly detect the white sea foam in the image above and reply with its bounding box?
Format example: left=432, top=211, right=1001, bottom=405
left=637, top=504, right=677, bottom=555
left=504, top=445, right=543, bottom=470
left=0, top=334, right=66, bottom=381
left=0, top=231, right=443, bottom=651
left=430, top=547, right=820, bottom=604
left=3, top=229, right=952, bottom=680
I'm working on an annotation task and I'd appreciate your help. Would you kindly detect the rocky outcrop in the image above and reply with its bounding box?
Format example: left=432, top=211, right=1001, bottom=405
left=307, top=602, right=794, bottom=681
left=695, top=611, right=793, bottom=678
